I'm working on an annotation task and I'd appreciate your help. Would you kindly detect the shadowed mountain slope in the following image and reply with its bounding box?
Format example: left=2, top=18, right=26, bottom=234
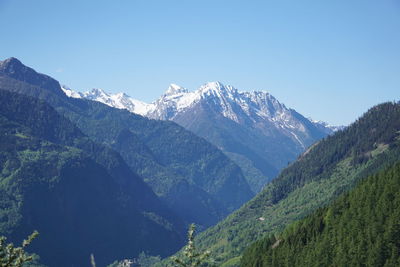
left=0, top=57, right=253, bottom=229
left=0, top=89, right=185, bottom=266
left=164, top=101, right=400, bottom=266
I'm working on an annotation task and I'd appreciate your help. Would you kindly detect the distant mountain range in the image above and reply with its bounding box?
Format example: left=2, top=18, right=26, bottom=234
left=0, top=57, right=253, bottom=266
left=1, top=57, right=396, bottom=267
left=0, top=89, right=185, bottom=267
left=171, top=101, right=400, bottom=266
left=63, top=83, right=342, bottom=192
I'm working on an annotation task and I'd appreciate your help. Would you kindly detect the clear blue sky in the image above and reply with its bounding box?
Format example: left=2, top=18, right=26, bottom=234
left=1, top=0, right=399, bottom=125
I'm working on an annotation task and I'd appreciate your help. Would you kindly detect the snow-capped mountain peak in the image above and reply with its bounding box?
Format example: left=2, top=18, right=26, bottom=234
left=61, top=85, right=83, bottom=98
left=60, top=81, right=339, bottom=193
left=61, top=86, right=152, bottom=115
left=84, top=88, right=109, bottom=99
left=198, top=81, right=237, bottom=97
left=164, top=83, right=188, bottom=96
left=199, top=81, right=226, bottom=92
left=309, top=118, right=345, bottom=133
left=115, top=92, right=129, bottom=98
left=62, top=82, right=340, bottom=139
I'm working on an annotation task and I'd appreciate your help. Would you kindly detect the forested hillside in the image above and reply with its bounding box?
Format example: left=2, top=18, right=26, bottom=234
left=173, top=102, right=400, bottom=266
left=241, top=162, right=400, bottom=266
left=0, top=89, right=185, bottom=266
left=0, top=57, right=253, bottom=229
left=2, top=57, right=398, bottom=267
left=73, top=82, right=333, bottom=193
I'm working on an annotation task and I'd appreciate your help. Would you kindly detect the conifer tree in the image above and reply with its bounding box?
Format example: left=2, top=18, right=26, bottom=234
left=172, top=224, right=210, bottom=267
left=0, top=231, right=39, bottom=267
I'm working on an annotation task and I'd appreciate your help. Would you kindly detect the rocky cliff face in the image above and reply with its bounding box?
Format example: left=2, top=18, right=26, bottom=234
left=65, top=81, right=337, bottom=192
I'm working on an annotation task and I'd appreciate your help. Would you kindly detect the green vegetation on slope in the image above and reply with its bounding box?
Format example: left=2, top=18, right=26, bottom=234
left=241, top=161, right=400, bottom=266
left=171, top=224, right=211, bottom=267
left=174, top=104, right=328, bottom=193
left=0, top=57, right=253, bottom=228
left=61, top=99, right=253, bottom=227
left=0, top=89, right=185, bottom=267
left=178, top=102, right=400, bottom=265
left=0, top=231, right=39, bottom=267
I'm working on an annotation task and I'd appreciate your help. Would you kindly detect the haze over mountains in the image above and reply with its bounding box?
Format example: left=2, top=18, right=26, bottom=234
left=166, top=101, right=400, bottom=266
left=63, top=83, right=340, bottom=192
left=1, top=57, right=398, bottom=267
left=0, top=57, right=252, bottom=266
left=0, top=89, right=186, bottom=266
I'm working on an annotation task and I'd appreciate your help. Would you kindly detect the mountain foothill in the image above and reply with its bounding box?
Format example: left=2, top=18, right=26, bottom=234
left=0, top=57, right=399, bottom=267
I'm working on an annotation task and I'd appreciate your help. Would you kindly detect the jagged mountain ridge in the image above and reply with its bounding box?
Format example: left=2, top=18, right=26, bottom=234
left=62, top=85, right=151, bottom=114
left=0, top=57, right=253, bottom=231
left=63, top=82, right=339, bottom=137
left=163, top=101, right=400, bottom=266
left=64, top=82, right=338, bottom=192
